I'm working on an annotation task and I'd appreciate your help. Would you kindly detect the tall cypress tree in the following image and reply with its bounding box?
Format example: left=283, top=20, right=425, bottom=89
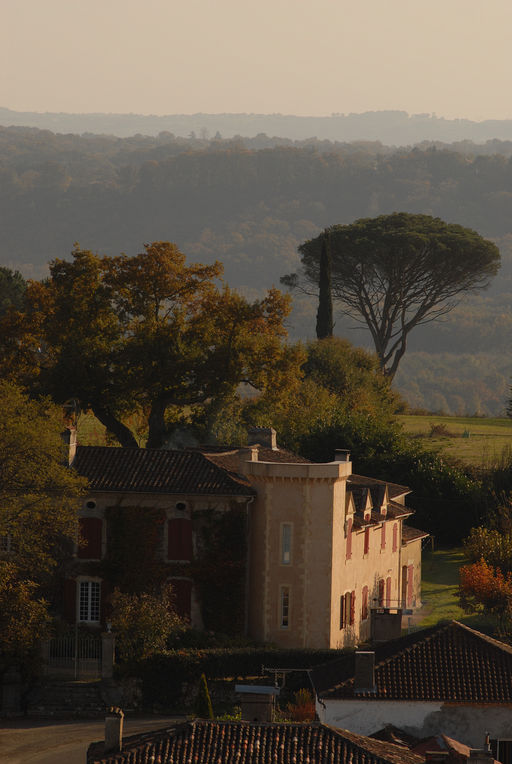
left=316, top=234, right=334, bottom=339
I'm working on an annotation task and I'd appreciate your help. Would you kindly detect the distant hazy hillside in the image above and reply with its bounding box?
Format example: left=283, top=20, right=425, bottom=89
left=2, top=125, right=512, bottom=415
left=6, top=106, right=512, bottom=145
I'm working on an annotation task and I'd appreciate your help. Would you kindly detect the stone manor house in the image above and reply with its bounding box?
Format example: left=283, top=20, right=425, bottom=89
left=63, top=427, right=426, bottom=649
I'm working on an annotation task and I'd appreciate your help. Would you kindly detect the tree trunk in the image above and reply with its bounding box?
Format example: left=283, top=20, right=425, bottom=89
left=146, top=398, right=168, bottom=449
left=93, top=406, right=139, bottom=448
left=316, top=234, right=334, bottom=339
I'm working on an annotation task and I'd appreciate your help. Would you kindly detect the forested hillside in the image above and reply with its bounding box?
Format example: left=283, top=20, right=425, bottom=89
left=2, top=125, right=512, bottom=415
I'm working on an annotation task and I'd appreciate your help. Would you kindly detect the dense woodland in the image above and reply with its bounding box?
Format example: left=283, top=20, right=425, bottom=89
left=2, top=125, right=512, bottom=413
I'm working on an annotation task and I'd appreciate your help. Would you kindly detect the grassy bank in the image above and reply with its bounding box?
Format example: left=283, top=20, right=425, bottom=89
left=415, top=548, right=493, bottom=633
left=398, top=414, right=512, bottom=467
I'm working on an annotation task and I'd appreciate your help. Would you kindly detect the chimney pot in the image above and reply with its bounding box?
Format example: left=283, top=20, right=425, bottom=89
left=61, top=427, right=77, bottom=466
left=248, top=427, right=277, bottom=450
left=334, top=449, right=351, bottom=462
left=354, top=651, right=376, bottom=694
left=104, top=707, right=124, bottom=753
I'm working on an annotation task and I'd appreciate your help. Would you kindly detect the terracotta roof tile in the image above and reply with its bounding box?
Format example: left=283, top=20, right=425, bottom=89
left=73, top=446, right=255, bottom=496
left=87, top=720, right=424, bottom=764
left=402, top=526, right=429, bottom=544
left=312, top=621, right=512, bottom=702
left=349, top=474, right=411, bottom=500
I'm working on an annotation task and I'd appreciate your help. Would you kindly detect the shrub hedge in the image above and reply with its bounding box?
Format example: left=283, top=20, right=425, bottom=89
left=124, top=647, right=344, bottom=708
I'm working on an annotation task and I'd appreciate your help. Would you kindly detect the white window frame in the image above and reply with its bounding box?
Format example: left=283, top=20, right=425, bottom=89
left=0, top=532, right=13, bottom=553
left=78, top=578, right=101, bottom=623
left=281, top=523, right=292, bottom=565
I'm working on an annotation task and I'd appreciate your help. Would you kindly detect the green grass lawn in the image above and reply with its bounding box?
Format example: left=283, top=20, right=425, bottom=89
left=415, top=547, right=494, bottom=633
left=398, top=413, right=512, bottom=467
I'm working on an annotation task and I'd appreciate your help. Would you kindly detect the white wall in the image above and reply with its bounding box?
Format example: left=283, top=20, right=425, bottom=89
left=317, top=698, right=512, bottom=748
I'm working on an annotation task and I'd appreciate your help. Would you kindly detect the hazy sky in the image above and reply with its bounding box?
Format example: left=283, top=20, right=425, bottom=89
left=2, top=0, right=511, bottom=120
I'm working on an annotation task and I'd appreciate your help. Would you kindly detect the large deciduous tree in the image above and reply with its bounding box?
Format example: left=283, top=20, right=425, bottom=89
left=0, top=266, right=26, bottom=317
left=1, top=242, right=298, bottom=448
left=282, top=213, right=500, bottom=378
left=0, top=382, right=85, bottom=671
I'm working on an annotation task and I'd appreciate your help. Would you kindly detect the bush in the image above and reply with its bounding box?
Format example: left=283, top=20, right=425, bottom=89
left=195, top=673, right=214, bottom=719
left=129, top=647, right=342, bottom=709
left=285, top=689, right=316, bottom=722
left=110, top=585, right=184, bottom=662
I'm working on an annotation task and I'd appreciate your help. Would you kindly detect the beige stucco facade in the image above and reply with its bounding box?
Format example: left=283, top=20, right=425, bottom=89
left=244, top=456, right=423, bottom=649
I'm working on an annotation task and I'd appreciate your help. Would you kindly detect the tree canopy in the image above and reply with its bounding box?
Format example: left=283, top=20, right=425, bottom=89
left=1, top=242, right=300, bottom=448
left=283, top=213, right=500, bottom=378
left=0, top=266, right=25, bottom=317
left=0, top=382, right=85, bottom=672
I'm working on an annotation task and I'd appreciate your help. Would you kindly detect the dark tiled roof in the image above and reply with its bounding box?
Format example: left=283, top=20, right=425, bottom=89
left=312, top=621, right=512, bottom=702
left=386, top=501, right=413, bottom=519
left=402, top=526, right=429, bottom=544
left=87, top=720, right=424, bottom=764
left=197, top=445, right=312, bottom=471
left=349, top=474, right=410, bottom=501
left=73, top=446, right=255, bottom=496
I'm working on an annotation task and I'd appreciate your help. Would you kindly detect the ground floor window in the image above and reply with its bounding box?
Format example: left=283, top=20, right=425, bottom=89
left=340, top=590, right=355, bottom=628
left=280, top=585, right=290, bottom=628
left=361, top=586, right=369, bottom=620
left=79, top=580, right=100, bottom=623
left=0, top=532, right=13, bottom=553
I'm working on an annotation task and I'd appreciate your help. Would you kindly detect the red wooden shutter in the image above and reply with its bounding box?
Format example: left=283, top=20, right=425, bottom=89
left=349, top=590, right=355, bottom=625
left=346, top=517, right=353, bottom=560
left=386, top=576, right=391, bottom=607
left=340, top=595, right=345, bottom=629
left=63, top=579, right=77, bottom=623
left=168, top=519, right=193, bottom=561
left=362, top=586, right=368, bottom=620
left=364, top=527, right=370, bottom=555
left=392, top=523, right=398, bottom=552
left=171, top=578, right=192, bottom=620
left=78, top=518, right=102, bottom=559
left=378, top=578, right=385, bottom=606
left=381, top=523, right=386, bottom=550
left=407, top=564, right=414, bottom=607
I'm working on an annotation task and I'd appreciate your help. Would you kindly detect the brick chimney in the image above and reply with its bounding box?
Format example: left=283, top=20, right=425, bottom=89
left=248, top=427, right=277, bottom=450
left=238, top=446, right=259, bottom=473
left=104, top=707, right=124, bottom=753
left=61, top=426, right=77, bottom=465
left=354, top=651, right=376, bottom=694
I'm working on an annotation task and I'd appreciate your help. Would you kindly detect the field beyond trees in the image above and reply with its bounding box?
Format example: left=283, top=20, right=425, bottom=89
left=398, top=413, right=512, bottom=468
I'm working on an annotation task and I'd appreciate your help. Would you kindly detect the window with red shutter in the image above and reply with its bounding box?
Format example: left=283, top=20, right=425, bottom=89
left=78, top=518, right=103, bottom=559
left=392, top=523, right=398, bottom=552
left=364, top=527, right=370, bottom=555
left=407, top=564, right=414, bottom=607
left=349, top=590, right=355, bottom=625
left=386, top=576, right=391, bottom=607
left=362, top=586, right=369, bottom=620
left=346, top=517, right=353, bottom=560
left=378, top=578, right=385, bottom=606
left=340, top=595, right=345, bottom=629
left=381, top=523, right=386, bottom=550
left=168, top=518, right=193, bottom=561
left=170, top=578, right=192, bottom=620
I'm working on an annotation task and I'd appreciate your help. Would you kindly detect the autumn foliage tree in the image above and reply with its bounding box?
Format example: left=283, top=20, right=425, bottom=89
left=459, top=558, right=512, bottom=633
left=0, top=382, right=85, bottom=672
left=0, top=242, right=300, bottom=448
